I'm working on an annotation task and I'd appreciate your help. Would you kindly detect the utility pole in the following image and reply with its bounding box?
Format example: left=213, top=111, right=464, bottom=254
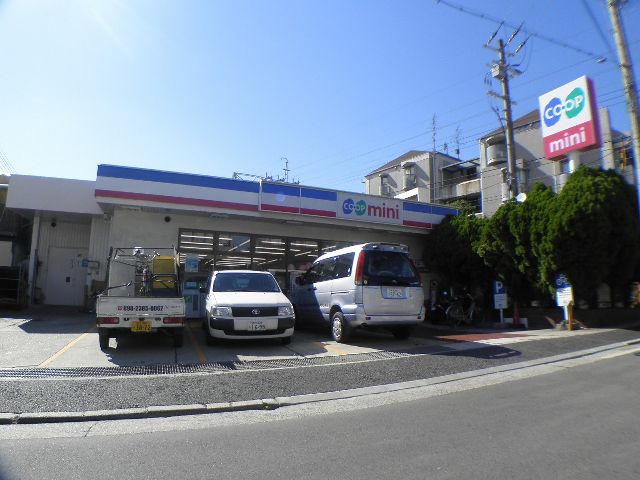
left=608, top=0, right=640, bottom=218
left=486, top=25, right=526, bottom=200
left=497, top=38, right=518, bottom=198
left=431, top=114, right=437, bottom=203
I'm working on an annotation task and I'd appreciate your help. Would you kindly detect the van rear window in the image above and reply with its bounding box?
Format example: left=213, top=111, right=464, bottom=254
left=362, top=251, right=421, bottom=287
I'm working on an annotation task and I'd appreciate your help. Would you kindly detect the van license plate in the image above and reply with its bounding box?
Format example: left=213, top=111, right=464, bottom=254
left=385, top=287, right=405, bottom=299
left=131, top=320, right=152, bottom=332
left=249, top=321, right=267, bottom=331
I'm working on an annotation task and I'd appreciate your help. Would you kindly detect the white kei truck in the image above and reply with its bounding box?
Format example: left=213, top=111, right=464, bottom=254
left=96, top=247, right=186, bottom=350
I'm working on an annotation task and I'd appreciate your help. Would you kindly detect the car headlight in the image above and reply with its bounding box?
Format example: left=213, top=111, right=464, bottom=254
left=212, top=306, right=232, bottom=317
left=278, top=305, right=293, bottom=317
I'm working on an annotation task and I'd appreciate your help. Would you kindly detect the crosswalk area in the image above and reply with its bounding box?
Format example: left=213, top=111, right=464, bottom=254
left=438, top=328, right=606, bottom=350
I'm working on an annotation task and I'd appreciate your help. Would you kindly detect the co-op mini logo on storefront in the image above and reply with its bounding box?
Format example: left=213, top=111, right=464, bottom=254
left=342, top=198, right=367, bottom=216
left=342, top=198, right=400, bottom=220
left=543, top=87, right=585, bottom=128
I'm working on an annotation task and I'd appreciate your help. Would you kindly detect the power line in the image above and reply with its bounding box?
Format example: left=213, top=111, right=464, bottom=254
left=581, top=0, right=617, bottom=60
left=295, top=55, right=632, bottom=180
left=435, top=0, right=608, bottom=62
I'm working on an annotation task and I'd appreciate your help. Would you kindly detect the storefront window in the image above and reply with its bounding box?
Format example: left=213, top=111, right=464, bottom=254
left=179, top=230, right=215, bottom=254
left=215, top=255, right=252, bottom=269
left=216, top=233, right=251, bottom=270
left=217, top=233, right=251, bottom=254
left=289, top=239, right=318, bottom=272
left=176, top=229, right=354, bottom=288
left=319, top=241, right=352, bottom=255
left=253, top=237, right=286, bottom=270
left=178, top=229, right=216, bottom=271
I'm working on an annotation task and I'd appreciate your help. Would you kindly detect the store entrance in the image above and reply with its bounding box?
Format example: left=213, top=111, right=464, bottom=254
left=177, top=229, right=354, bottom=295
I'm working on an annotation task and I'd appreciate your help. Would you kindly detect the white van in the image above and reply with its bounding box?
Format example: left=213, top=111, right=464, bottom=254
left=290, top=243, right=424, bottom=342
left=203, top=270, right=295, bottom=344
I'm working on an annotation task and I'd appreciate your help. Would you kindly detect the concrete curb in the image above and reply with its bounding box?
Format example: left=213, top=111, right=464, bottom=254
left=2, top=337, right=639, bottom=425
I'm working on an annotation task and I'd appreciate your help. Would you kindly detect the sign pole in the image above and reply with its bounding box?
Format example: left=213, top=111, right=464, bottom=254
left=493, top=280, right=508, bottom=326
left=567, top=301, right=574, bottom=331
left=556, top=274, right=574, bottom=331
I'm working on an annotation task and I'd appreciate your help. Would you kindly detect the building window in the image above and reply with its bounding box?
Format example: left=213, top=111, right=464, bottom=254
left=559, top=157, right=570, bottom=175
left=403, top=165, right=416, bottom=190
left=380, top=174, right=392, bottom=196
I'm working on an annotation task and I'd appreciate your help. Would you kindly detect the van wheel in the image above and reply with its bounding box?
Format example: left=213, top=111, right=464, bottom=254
left=331, top=311, right=351, bottom=343
left=392, top=326, right=412, bottom=340
left=98, top=330, right=110, bottom=350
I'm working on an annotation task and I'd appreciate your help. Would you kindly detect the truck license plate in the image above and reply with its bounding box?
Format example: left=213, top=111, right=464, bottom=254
left=249, top=321, right=267, bottom=331
left=131, top=320, right=152, bottom=332
left=385, top=287, right=405, bottom=299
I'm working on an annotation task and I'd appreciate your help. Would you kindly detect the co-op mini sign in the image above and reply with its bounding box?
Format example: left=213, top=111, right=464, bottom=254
left=538, top=75, right=600, bottom=160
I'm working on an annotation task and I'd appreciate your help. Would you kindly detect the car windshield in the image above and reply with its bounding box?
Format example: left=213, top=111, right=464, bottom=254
left=362, top=251, right=421, bottom=287
left=213, top=272, right=281, bottom=293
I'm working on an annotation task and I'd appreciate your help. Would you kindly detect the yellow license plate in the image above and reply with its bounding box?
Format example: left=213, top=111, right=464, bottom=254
left=131, top=320, right=152, bottom=333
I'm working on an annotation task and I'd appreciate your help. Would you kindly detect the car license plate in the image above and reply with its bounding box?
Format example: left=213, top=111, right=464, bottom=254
left=249, top=321, right=267, bottom=331
left=131, top=320, right=152, bottom=332
left=385, top=287, right=405, bottom=299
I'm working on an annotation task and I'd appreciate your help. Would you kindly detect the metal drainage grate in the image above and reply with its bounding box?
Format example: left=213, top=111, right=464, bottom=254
left=0, top=345, right=451, bottom=379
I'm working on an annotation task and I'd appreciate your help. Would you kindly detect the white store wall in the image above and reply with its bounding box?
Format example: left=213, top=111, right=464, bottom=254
left=8, top=172, right=443, bottom=305
left=34, top=220, right=91, bottom=305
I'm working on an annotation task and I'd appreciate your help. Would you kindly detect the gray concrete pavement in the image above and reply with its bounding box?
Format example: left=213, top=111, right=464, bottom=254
left=1, top=306, right=639, bottom=423
left=1, top=347, right=639, bottom=479
left=0, top=307, right=453, bottom=368
left=1, top=306, right=631, bottom=370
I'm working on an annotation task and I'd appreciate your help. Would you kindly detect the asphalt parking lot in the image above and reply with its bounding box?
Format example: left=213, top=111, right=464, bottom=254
left=2, top=306, right=639, bottom=417
left=0, top=306, right=452, bottom=370
left=3, top=306, right=636, bottom=375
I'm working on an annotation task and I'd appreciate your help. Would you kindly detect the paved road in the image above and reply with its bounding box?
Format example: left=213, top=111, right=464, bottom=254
left=1, top=349, right=638, bottom=479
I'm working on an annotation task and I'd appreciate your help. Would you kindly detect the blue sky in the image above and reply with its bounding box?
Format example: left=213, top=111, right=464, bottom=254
left=0, top=0, right=638, bottom=193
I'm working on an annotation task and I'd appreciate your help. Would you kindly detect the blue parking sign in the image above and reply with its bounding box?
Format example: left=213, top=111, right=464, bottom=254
left=555, top=273, right=573, bottom=307
left=493, top=280, right=506, bottom=295
left=555, top=273, right=570, bottom=289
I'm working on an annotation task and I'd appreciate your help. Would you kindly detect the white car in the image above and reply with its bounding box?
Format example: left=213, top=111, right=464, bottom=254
left=203, top=270, right=295, bottom=345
